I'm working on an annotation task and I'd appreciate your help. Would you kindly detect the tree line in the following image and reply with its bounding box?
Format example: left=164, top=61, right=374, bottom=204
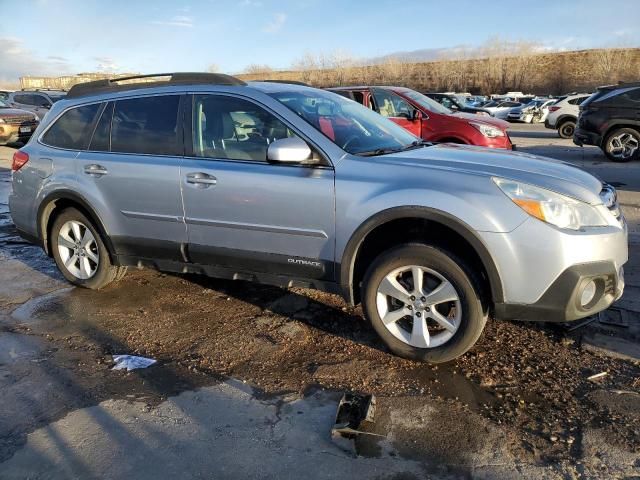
left=237, top=41, right=640, bottom=95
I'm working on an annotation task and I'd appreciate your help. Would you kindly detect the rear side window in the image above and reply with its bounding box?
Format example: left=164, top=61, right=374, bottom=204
left=42, top=103, right=101, bottom=150
left=111, top=95, right=181, bottom=156
left=568, top=96, right=587, bottom=105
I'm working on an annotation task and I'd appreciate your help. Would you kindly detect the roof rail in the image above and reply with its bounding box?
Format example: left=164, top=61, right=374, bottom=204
left=597, top=81, right=640, bottom=90
left=253, top=79, right=310, bottom=87
left=21, top=87, right=67, bottom=92
left=66, top=72, right=246, bottom=99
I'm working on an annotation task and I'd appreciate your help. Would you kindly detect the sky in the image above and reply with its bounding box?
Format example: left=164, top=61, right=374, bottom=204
left=1, top=0, right=639, bottom=84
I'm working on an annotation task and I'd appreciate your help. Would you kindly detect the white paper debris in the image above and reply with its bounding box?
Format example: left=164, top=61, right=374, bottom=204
left=112, top=355, right=157, bottom=371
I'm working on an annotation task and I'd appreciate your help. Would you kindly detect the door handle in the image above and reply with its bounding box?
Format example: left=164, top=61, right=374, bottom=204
left=84, top=164, right=108, bottom=177
left=186, top=172, right=217, bottom=187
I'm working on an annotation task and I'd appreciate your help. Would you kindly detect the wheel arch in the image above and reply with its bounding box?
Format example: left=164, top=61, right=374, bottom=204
left=556, top=115, right=577, bottom=126
left=37, top=190, right=116, bottom=260
left=339, top=206, right=504, bottom=307
left=602, top=122, right=640, bottom=141
left=434, top=137, right=468, bottom=144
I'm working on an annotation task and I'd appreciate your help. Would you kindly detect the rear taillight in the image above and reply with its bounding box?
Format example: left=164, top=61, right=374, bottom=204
left=12, top=151, right=29, bottom=171
left=548, top=106, right=561, bottom=112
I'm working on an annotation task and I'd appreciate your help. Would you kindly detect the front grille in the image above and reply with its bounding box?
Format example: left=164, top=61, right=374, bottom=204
left=1, top=116, right=37, bottom=126
left=600, top=184, right=622, bottom=223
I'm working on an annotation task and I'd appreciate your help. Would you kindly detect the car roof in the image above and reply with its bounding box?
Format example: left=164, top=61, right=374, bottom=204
left=49, top=78, right=325, bottom=108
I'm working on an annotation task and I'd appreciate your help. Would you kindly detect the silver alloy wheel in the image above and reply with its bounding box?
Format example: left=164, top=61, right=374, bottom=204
left=57, top=220, right=99, bottom=280
left=609, top=132, right=639, bottom=160
left=376, top=265, right=462, bottom=348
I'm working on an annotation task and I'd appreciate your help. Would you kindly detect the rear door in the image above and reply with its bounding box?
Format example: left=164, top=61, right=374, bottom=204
left=370, top=88, right=421, bottom=137
left=75, top=94, right=186, bottom=261
left=181, top=93, right=335, bottom=280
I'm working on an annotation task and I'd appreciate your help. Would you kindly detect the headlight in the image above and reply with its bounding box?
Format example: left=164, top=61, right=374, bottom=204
left=470, top=121, right=504, bottom=138
left=493, top=178, right=608, bottom=230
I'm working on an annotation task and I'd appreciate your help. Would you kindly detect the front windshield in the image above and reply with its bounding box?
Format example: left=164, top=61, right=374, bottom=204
left=269, top=89, right=421, bottom=155
left=402, top=90, right=452, bottom=115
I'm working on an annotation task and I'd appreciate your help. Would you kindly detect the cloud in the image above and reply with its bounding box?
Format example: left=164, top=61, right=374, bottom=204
left=0, top=36, right=72, bottom=86
left=47, top=55, right=68, bottom=62
left=93, top=56, right=120, bottom=72
left=150, top=15, right=194, bottom=28
left=262, top=13, right=286, bottom=33
left=241, top=0, right=263, bottom=6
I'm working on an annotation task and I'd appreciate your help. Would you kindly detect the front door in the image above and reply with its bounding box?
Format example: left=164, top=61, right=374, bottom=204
left=370, top=88, right=422, bottom=137
left=75, top=95, right=186, bottom=261
left=181, top=93, right=335, bottom=280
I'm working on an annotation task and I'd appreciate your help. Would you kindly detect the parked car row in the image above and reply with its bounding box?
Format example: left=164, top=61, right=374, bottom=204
left=0, top=88, right=67, bottom=145
left=9, top=73, right=627, bottom=363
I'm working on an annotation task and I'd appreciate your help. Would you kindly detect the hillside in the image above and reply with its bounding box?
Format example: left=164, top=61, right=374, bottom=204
left=238, top=48, right=640, bottom=95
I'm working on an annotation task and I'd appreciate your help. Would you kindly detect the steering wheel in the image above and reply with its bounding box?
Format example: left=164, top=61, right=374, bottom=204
left=341, top=135, right=362, bottom=151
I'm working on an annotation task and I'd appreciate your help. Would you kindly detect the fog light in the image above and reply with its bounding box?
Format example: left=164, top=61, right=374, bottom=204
left=580, top=280, right=597, bottom=307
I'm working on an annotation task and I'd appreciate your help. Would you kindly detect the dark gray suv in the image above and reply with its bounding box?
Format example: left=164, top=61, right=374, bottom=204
left=9, top=73, right=628, bottom=363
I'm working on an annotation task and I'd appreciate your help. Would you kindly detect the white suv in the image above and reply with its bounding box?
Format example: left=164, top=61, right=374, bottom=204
left=545, top=93, right=591, bottom=138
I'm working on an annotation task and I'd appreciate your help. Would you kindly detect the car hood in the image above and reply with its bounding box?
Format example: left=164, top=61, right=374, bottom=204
left=376, top=143, right=604, bottom=204
left=0, top=107, right=37, bottom=118
left=451, top=111, right=509, bottom=129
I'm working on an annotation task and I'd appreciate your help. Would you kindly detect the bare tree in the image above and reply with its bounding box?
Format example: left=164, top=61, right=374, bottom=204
left=206, top=64, right=220, bottom=73
left=292, top=51, right=319, bottom=85
left=244, top=64, right=274, bottom=75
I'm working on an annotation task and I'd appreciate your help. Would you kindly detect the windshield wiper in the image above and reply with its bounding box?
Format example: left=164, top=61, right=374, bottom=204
left=355, top=140, right=433, bottom=157
left=400, top=140, right=433, bottom=151
left=355, top=147, right=403, bottom=157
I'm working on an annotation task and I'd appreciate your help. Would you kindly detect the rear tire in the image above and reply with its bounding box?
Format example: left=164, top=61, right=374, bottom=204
left=557, top=120, right=575, bottom=139
left=604, top=128, right=640, bottom=163
left=50, top=208, right=120, bottom=290
left=361, top=244, right=487, bottom=363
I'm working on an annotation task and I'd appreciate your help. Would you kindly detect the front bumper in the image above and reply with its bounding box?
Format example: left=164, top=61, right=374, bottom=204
left=480, top=216, right=628, bottom=323
left=573, top=127, right=601, bottom=147
left=494, top=261, right=625, bottom=322
left=482, top=134, right=514, bottom=150
left=0, top=124, right=35, bottom=144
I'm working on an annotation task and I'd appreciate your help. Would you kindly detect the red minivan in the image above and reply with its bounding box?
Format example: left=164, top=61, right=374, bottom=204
left=329, top=86, right=513, bottom=149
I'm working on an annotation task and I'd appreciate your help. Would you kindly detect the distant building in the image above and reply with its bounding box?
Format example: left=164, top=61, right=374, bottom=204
left=19, top=72, right=140, bottom=90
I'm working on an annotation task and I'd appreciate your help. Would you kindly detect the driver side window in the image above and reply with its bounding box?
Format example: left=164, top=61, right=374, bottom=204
left=440, top=97, right=453, bottom=109
left=372, top=89, right=414, bottom=119
left=193, top=95, right=297, bottom=162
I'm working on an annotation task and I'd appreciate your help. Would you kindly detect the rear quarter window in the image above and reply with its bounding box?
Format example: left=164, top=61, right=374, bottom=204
left=42, top=103, right=102, bottom=150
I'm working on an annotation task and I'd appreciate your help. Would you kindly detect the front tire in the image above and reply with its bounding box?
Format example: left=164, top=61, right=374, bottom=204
left=361, top=244, right=486, bottom=363
left=51, top=208, right=124, bottom=289
left=604, top=128, right=640, bottom=162
left=557, top=120, right=575, bottom=139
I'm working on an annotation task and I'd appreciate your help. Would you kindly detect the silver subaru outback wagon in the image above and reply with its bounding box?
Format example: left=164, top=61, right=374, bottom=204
left=9, top=73, right=628, bottom=363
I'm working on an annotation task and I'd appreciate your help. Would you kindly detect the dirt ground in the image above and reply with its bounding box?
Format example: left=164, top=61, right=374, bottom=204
left=1, top=124, right=639, bottom=479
